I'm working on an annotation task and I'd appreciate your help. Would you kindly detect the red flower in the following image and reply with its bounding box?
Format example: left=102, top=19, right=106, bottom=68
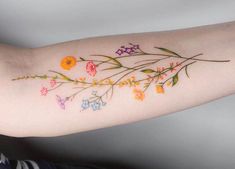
left=86, top=61, right=97, bottom=76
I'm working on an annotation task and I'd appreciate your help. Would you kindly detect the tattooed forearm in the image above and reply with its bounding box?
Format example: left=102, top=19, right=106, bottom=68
left=12, top=43, right=230, bottom=111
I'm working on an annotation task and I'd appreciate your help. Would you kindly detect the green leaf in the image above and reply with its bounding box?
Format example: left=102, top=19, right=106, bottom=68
left=52, top=75, right=58, bottom=80
left=49, top=70, right=73, bottom=82
left=141, top=69, right=155, bottom=74
left=101, top=66, right=121, bottom=71
left=98, top=55, right=122, bottom=67
left=172, top=74, right=179, bottom=86
left=154, top=47, right=181, bottom=57
left=185, top=65, right=190, bottom=78
left=80, top=57, right=85, bottom=61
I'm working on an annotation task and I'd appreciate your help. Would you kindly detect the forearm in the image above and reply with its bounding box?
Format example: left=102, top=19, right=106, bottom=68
left=1, top=21, right=235, bottom=137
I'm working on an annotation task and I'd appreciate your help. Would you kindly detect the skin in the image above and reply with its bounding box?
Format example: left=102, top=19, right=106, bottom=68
left=0, top=21, right=235, bottom=137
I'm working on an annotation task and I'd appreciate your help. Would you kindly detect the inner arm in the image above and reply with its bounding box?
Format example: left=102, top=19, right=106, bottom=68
left=1, top=21, right=235, bottom=137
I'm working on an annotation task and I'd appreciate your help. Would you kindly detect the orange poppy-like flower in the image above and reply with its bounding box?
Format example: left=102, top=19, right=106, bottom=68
left=156, top=85, right=165, bottom=94
left=60, top=56, right=77, bottom=70
left=133, top=88, right=145, bottom=101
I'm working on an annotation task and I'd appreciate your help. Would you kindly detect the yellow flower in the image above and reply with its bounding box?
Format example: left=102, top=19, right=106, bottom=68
left=134, top=81, right=140, bottom=86
left=60, top=56, right=77, bottom=70
left=118, top=82, right=125, bottom=88
left=108, top=79, right=114, bottom=85
left=166, top=81, right=172, bottom=87
left=156, top=85, right=164, bottom=94
left=133, top=88, right=145, bottom=101
left=92, top=79, right=98, bottom=86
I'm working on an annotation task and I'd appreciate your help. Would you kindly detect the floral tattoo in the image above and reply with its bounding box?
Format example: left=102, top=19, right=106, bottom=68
left=12, top=43, right=230, bottom=111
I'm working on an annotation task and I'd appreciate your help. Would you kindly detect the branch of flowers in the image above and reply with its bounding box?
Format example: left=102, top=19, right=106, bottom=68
left=161, top=61, right=197, bottom=86
left=98, top=58, right=164, bottom=83
left=98, top=56, right=173, bottom=85
left=98, top=68, right=139, bottom=100
left=89, top=47, right=189, bottom=73
left=54, top=52, right=204, bottom=87
left=48, top=70, right=96, bottom=86
left=65, top=58, right=197, bottom=103
left=91, top=49, right=224, bottom=77
left=57, top=53, right=208, bottom=102
left=58, top=59, right=187, bottom=102
left=135, top=53, right=201, bottom=83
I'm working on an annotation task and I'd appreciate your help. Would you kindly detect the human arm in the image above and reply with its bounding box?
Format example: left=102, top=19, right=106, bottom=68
left=1, top=21, right=235, bottom=137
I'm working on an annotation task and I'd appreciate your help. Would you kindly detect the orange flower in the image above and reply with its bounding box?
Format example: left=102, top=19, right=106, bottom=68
left=133, top=88, right=145, bottom=101
left=156, top=85, right=164, bottom=94
left=60, top=56, right=77, bottom=70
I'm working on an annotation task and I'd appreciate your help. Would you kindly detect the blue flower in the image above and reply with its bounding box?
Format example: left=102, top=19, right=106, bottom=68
left=81, top=99, right=90, bottom=109
left=90, top=101, right=101, bottom=111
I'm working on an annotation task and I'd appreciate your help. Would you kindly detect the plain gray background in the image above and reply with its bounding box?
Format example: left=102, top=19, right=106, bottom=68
left=0, top=0, right=235, bottom=169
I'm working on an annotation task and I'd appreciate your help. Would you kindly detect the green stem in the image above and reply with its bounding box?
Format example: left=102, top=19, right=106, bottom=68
left=161, top=61, right=197, bottom=85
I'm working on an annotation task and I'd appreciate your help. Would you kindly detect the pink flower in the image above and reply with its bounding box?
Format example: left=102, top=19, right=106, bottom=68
left=86, top=61, right=97, bottom=76
left=40, top=87, right=48, bottom=96
left=50, top=79, right=57, bottom=88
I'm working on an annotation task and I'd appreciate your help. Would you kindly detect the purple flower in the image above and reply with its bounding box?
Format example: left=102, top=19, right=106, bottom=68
left=115, top=49, right=124, bottom=56
left=115, top=43, right=140, bottom=56
left=56, top=95, right=67, bottom=110
left=124, top=47, right=135, bottom=54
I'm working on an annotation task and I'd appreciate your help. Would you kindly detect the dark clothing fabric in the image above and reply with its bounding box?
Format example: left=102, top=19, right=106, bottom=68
left=0, top=154, right=106, bottom=169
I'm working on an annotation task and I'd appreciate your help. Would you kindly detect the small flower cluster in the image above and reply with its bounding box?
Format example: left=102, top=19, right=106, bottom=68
left=81, top=99, right=106, bottom=111
left=56, top=95, right=68, bottom=110
left=169, top=62, right=181, bottom=72
left=91, top=78, right=114, bottom=87
left=81, top=91, right=106, bottom=111
left=40, top=79, right=58, bottom=96
left=156, top=67, right=167, bottom=80
left=118, top=76, right=140, bottom=88
left=115, top=43, right=140, bottom=56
